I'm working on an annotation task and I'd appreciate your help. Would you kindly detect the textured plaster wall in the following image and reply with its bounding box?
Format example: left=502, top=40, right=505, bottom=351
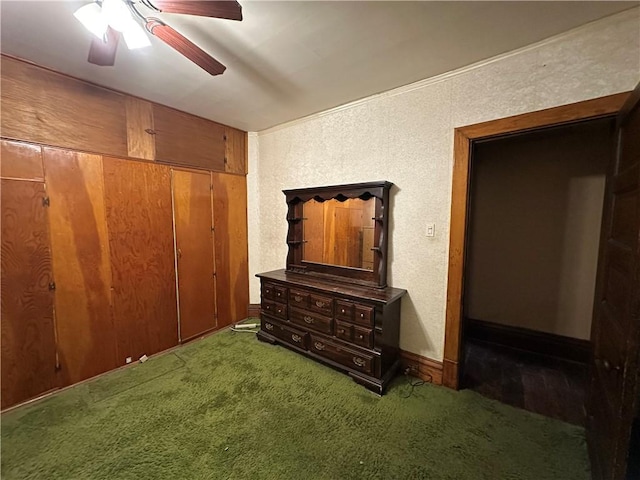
left=247, top=9, right=640, bottom=361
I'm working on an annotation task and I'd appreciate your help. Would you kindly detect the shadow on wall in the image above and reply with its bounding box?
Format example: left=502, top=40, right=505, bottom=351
left=399, top=292, right=435, bottom=355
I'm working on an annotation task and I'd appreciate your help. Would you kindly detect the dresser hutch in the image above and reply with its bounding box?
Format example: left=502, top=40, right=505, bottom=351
left=256, top=181, right=406, bottom=394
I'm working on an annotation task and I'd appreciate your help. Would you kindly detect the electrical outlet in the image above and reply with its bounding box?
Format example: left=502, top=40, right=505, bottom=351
left=125, top=357, right=132, bottom=364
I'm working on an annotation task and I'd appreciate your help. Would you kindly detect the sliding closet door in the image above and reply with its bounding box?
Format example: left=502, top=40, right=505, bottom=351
left=43, top=148, right=118, bottom=385
left=103, top=157, right=178, bottom=363
left=1, top=141, right=57, bottom=408
left=172, top=169, right=217, bottom=341
left=212, top=173, right=249, bottom=327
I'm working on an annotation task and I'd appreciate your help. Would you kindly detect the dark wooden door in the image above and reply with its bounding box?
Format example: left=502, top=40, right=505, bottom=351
left=587, top=85, right=640, bottom=479
left=172, top=169, right=217, bottom=341
left=1, top=179, right=58, bottom=408
left=103, top=157, right=179, bottom=363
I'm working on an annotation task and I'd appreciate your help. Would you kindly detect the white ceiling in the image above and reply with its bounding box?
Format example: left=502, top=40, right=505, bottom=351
left=1, top=1, right=637, bottom=131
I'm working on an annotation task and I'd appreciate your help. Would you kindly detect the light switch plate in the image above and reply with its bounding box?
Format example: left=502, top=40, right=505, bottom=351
left=426, top=223, right=436, bottom=237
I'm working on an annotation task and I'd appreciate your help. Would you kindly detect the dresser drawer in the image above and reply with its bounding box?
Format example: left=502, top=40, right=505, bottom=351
left=262, top=282, right=277, bottom=300
left=335, top=300, right=354, bottom=321
left=262, top=299, right=287, bottom=320
left=353, top=326, right=373, bottom=349
left=290, top=308, right=333, bottom=335
left=262, top=282, right=287, bottom=303
left=354, top=305, right=374, bottom=327
left=309, top=293, right=333, bottom=316
left=273, top=285, right=288, bottom=302
left=335, top=321, right=353, bottom=342
left=289, top=289, right=310, bottom=309
left=309, top=334, right=374, bottom=376
left=262, top=318, right=308, bottom=350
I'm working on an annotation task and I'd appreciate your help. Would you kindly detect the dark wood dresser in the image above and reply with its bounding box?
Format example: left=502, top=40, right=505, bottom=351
left=256, top=269, right=406, bottom=394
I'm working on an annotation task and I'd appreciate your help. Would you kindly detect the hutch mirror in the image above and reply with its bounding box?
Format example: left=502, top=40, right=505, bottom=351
left=283, top=181, right=392, bottom=288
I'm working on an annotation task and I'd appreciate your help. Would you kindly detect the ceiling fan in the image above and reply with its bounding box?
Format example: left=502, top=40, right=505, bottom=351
left=74, top=0, right=242, bottom=75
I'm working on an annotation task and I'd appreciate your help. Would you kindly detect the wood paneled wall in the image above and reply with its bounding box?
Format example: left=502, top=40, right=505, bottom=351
left=1, top=123, right=249, bottom=408
left=1, top=55, right=247, bottom=174
left=1, top=56, right=250, bottom=409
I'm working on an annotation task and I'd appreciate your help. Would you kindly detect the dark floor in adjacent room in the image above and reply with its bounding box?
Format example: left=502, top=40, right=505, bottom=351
left=461, top=339, right=588, bottom=426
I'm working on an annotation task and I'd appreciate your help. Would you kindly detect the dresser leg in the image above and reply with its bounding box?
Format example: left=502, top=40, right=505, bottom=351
left=256, top=330, right=277, bottom=345
left=349, top=373, right=384, bottom=395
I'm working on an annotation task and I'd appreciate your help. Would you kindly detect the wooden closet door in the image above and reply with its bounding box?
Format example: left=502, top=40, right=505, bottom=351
left=212, top=173, right=249, bottom=327
left=103, top=157, right=178, bottom=363
left=172, top=170, right=216, bottom=341
left=43, top=148, right=118, bottom=385
left=1, top=179, right=57, bottom=408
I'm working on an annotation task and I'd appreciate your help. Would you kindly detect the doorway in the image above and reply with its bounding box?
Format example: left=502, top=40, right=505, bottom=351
left=441, top=88, right=640, bottom=480
left=441, top=92, right=628, bottom=389
left=459, top=118, right=614, bottom=425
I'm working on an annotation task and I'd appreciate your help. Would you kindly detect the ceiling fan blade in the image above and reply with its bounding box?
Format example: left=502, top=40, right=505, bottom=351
left=88, top=26, right=120, bottom=66
left=146, top=20, right=226, bottom=76
left=145, top=1, right=242, bottom=21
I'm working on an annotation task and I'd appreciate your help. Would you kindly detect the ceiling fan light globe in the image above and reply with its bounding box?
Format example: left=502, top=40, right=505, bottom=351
left=73, top=3, right=108, bottom=40
left=122, top=22, right=151, bottom=49
left=102, top=0, right=134, bottom=33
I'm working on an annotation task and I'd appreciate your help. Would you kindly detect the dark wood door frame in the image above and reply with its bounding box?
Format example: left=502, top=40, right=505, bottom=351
left=442, top=91, right=630, bottom=389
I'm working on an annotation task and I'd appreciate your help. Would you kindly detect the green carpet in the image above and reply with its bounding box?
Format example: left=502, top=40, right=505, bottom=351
left=1, top=328, right=589, bottom=480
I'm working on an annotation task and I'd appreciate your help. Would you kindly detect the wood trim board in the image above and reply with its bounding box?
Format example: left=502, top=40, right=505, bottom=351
left=399, top=350, right=443, bottom=385
left=465, top=318, right=591, bottom=364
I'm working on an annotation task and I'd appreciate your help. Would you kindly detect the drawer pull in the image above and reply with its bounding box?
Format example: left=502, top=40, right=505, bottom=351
left=294, top=295, right=303, bottom=302
left=341, top=308, right=346, bottom=314
left=360, top=313, right=364, bottom=318
left=353, top=356, right=366, bottom=367
left=276, top=291, right=282, bottom=297
left=315, top=300, right=326, bottom=308
left=337, top=328, right=344, bottom=334
left=291, top=334, right=302, bottom=343
left=265, top=323, right=274, bottom=331
left=357, top=334, right=364, bottom=339
left=265, top=288, right=271, bottom=294
left=304, top=316, right=314, bottom=324
left=314, top=341, right=325, bottom=351
left=277, top=308, right=283, bottom=314
left=265, top=304, right=272, bottom=310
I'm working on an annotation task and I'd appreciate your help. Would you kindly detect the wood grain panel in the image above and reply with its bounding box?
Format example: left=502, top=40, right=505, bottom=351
left=224, top=126, right=247, bottom=175
left=0, top=139, right=44, bottom=181
left=172, top=169, right=217, bottom=341
left=442, top=130, right=471, bottom=389
left=43, top=148, right=118, bottom=385
left=212, top=172, right=249, bottom=326
left=103, top=157, right=178, bottom=362
left=1, top=179, right=57, bottom=409
left=1, top=56, right=128, bottom=156
left=125, top=97, right=155, bottom=160
left=154, top=104, right=225, bottom=171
